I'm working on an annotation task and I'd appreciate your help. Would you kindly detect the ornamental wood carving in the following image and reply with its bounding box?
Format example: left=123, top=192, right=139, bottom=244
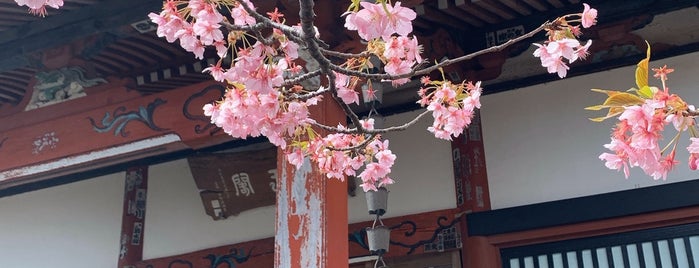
left=0, top=81, right=230, bottom=185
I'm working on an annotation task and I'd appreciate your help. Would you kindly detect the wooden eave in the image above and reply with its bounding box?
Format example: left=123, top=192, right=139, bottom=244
left=0, top=0, right=698, bottom=194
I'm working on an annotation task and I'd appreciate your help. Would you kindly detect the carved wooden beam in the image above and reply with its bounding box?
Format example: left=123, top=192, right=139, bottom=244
left=0, top=81, right=231, bottom=188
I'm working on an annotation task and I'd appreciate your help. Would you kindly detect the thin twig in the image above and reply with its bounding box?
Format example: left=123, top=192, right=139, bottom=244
left=327, top=133, right=378, bottom=151
left=320, top=47, right=371, bottom=59
left=329, top=22, right=551, bottom=81
left=234, top=1, right=307, bottom=45
left=285, top=86, right=329, bottom=101
left=310, top=109, right=432, bottom=135
left=284, top=69, right=323, bottom=86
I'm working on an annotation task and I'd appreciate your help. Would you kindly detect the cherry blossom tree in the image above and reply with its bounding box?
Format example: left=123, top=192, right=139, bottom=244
left=17, top=0, right=598, bottom=191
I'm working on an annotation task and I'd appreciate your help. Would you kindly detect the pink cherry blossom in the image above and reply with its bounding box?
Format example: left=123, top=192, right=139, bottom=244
left=384, top=57, right=412, bottom=86
left=688, top=138, right=699, bottom=170
left=581, top=3, right=598, bottom=28
left=534, top=42, right=571, bottom=77
left=547, top=38, right=580, bottom=61
left=203, top=63, right=225, bottom=82
left=690, top=154, right=699, bottom=170
left=545, top=57, right=570, bottom=78
left=213, top=40, right=228, bottom=58
left=193, top=2, right=223, bottom=23
left=571, top=40, right=592, bottom=62
left=191, top=42, right=205, bottom=59
left=286, top=148, right=305, bottom=169
left=344, top=1, right=416, bottom=41
left=335, top=73, right=359, bottom=105
left=383, top=2, right=417, bottom=39
left=231, top=0, right=257, bottom=26
left=193, top=19, right=224, bottom=46
left=280, top=39, right=300, bottom=60
left=149, top=11, right=185, bottom=43
left=654, top=151, right=678, bottom=180
left=15, top=0, right=63, bottom=16
left=360, top=118, right=375, bottom=130
left=345, top=2, right=387, bottom=40
left=533, top=43, right=552, bottom=65
left=463, top=81, right=482, bottom=109
left=618, top=104, right=654, bottom=131
left=688, top=137, right=699, bottom=154
left=599, top=152, right=629, bottom=177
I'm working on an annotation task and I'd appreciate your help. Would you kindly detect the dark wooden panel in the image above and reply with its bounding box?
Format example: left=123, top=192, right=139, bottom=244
left=468, top=179, right=699, bottom=236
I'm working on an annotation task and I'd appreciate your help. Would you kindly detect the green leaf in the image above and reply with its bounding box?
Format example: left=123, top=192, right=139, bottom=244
left=637, top=85, right=654, bottom=99
left=306, top=126, right=316, bottom=140
left=591, top=88, right=624, bottom=97
left=602, top=92, right=645, bottom=107
left=589, top=111, right=623, bottom=122
left=584, top=104, right=608, bottom=111
left=587, top=90, right=644, bottom=122
left=635, top=41, right=651, bottom=90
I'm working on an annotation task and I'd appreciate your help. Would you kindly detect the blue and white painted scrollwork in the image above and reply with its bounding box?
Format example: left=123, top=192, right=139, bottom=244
left=88, top=98, right=168, bottom=137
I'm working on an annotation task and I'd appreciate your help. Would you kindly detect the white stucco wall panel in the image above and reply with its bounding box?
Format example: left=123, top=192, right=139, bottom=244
left=142, top=158, right=276, bottom=260
left=0, top=173, right=124, bottom=268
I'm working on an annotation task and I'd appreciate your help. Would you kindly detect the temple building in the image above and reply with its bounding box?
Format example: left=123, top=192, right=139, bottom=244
left=1, top=0, right=699, bottom=267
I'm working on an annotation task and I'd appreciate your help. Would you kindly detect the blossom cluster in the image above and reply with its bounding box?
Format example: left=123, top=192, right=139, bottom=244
left=532, top=3, right=597, bottom=78
left=418, top=77, right=482, bottom=140
left=297, top=123, right=396, bottom=192
left=148, top=0, right=242, bottom=60
left=14, top=0, right=63, bottom=17
left=595, top=57, right=699, bottom=180
left=344, top=1, right=421, bottom=86
left=144, top=0, right=597, bottom=191
left=598, top=93, right=687, bottom=180
left=148, top=0, right=410, bottom=191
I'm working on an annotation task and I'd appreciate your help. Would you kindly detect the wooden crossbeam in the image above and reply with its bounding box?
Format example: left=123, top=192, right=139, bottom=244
left=0, top=80, right=230, bottom=185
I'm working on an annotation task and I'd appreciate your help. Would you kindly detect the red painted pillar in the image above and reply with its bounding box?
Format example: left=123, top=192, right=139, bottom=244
left=274, top=97, right=348, bottom=268
left=463, top=236, right=500, bottom=267
left=451, top=110, right=499, bottom=267
left=117, top=166, right=148, bottom=268
left=452, top=110, right=491, bottom=213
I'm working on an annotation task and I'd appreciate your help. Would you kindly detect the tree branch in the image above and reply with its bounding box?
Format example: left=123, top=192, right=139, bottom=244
left=284, top=69, right=323, bottom=86
left=329, top=22, right=551, bottom=81
left=320, top=47, right=371, bottom=60
left=310, top=109, right=432, bottom=135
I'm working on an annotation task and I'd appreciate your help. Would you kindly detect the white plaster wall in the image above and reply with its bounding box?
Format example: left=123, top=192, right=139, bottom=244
left=0, top=173, right=124, bottom=268
left=142, top=158, right=276, bottom=259
left=482, top=51, right=699, bottom=209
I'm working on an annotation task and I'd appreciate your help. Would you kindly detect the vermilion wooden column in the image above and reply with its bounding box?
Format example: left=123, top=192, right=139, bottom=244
left=118, top=166, right=148, bottom=268
left=451, top=110, right=499, bottom=267
left=274, top=96, right=348, bottom=268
